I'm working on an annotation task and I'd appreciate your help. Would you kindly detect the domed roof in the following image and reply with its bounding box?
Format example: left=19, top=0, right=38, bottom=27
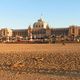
left=33, top=18, right=48, bottom=29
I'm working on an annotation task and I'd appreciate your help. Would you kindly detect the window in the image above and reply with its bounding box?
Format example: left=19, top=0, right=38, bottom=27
left=36, top=25, right=37, bottom=27
left=3, top=30, right=5, bottom=35
left=72, top=28, right=75, bottom=33
left=39, top=25, right=40, bottom=27
left=42, top=24, right=43, bottom=27
left=78, top=29, right=80, bottom=35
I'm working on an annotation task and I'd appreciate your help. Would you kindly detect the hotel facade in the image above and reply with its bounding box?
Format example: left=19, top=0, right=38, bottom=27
left=0, top=18, right=80, bottom=42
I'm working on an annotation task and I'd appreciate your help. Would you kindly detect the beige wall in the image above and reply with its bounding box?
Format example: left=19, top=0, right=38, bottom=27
left=68, top=26, right=79, bottom=37
left=1, top=28, right=12, bottom=37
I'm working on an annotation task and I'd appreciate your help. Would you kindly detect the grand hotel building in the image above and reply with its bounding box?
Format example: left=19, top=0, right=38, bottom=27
left=0, top=18, right=80, bottom=42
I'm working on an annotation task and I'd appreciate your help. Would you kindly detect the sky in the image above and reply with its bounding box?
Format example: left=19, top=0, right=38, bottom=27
left=0, top=0, right=80, bottom=29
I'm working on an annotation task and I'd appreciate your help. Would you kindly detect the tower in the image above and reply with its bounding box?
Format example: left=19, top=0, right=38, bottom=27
left=28, top=25, right=33, bottom=40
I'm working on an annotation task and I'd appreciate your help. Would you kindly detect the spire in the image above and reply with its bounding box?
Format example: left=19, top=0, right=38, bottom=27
left=28, top=25, right=32, bottom=30
left=40, top=13, right=43, bottom=19
left=38, top=13, right=44, bottom=21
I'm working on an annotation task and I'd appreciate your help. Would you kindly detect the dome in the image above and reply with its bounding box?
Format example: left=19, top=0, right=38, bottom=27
left=33, top=18, right=48, bottom=29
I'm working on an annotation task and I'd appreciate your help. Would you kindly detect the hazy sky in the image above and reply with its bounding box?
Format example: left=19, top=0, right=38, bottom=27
left=0, top=0, right=80, bottom=29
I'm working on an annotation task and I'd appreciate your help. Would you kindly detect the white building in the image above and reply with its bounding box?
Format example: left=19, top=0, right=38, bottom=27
left=28, top=18, right=51, bottom=40
left=0, top=28, right=12, bottom=42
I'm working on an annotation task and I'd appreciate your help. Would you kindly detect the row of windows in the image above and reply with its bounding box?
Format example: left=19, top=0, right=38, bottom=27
left=32, top=30, right=46, bottom=34
left=13, top=32, right=27, bottom=36
left=35, top=24, right=44, bottom=28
